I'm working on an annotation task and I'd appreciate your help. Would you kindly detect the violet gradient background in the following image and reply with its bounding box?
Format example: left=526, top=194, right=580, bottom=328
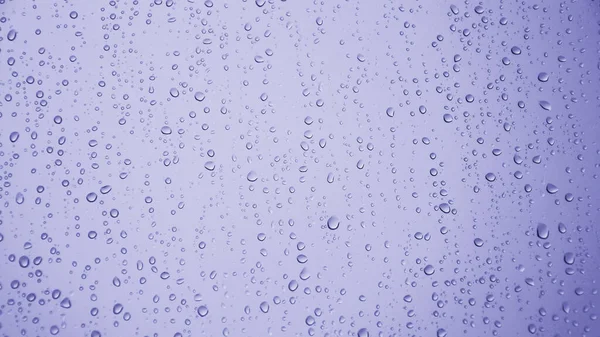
left=0, top=0, right=599, bottom=336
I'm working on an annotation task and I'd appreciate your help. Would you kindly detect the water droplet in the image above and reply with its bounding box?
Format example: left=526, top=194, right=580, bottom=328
left=536, top=223, right=549, bottom=239
left=7, top=29, right=17, bottom=41
left=247, top=171, right=258, bottom=182
left=113, top=303, right=124, bottom=314
left=564, top=252, right=575, bottom=265
left=15, top=193, right=25, bottom=205
left=539, top=101, right=552, bottom=111
left=386, top=107, right=395, bottom=117
left=474, top=238, right=484, bottom=247
left=327, top=216, right=340, bottom=230
left=357, top=328, right=369, bottom=337
left=259, top=301, right=270, bottom=313
left=9, top=132, right=19, bottom=142
left=204, top=161, right=215, bottom=171
left=546, top=183, right=558, bottom=194
left=194, top=91, right=206, bottom=102
left=86, top=192, right=98, bottom=202
left=197, top=305, right=209, bottom=317
left=60, top=297, right=72, bottom=309
left=18, top=256, right=30, bottom=268
left=161, top=126, right=172, bottom=135
left=537, top=72, right=549, bottom=82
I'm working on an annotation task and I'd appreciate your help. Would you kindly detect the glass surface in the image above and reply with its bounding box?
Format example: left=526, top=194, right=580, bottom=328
left=0, top=1, right=599, bottom=336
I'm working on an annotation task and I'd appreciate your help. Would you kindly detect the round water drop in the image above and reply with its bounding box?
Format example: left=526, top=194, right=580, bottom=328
left=558, top=222, right=567, bottom=234
left=69, top=11, right=78, bottom=19
left=259, top=301, right=269, bottom=313
left=439, top=203, right=450, bottom=214
left=247, top=171, right=258, bottom=182
left=109, top=209, right=119, bottom=218
left=327, top=216, right=340, bottom=230
left=18, top=255, right=30, bottom=268
left=288, top=280, right=298, bottom=291
left=204, top=161, right=215, bottom=171
left=7, top=29, right=17, bottom=41
left=485, top=173, right=496, bottom=182
left=86, top=192, right=97, bottom=202
left=437, top=328, right=447, bottom=337
left=424, top=265, right=435, bottom=275
left=386, top=107, right=395, bottom=117
left=197, top=305, right=209, bottom=317
left=194, top=91, right=206, bottom=102
left=474, top=238, right=484, bottom=247
left=15, top=192, right=25, bottom=205
left=9, top=131, right=19, bottom=142
left=113, top=303, right=124, bottom=314
left=536, top=223, right=549, bottom=239
left=546, top=183, right=558, bottom=194
left=537, top=72, right=549, bottom=82
left=169, top=87, right=180, bottom=98
left=564, top=252, right=575, bottom=265
left=443, top=114, right=453, bottom=123
left=60, top=297, right=72, bottom=309
left=511, top=46, right=521, bottom=55
left=161, top=126, right=172, bottom=135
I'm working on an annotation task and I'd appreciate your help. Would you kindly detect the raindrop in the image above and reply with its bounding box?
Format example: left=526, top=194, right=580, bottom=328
left=197, top=305, right=209, bottom=317
left=327, top=216, right=340, bottom=230
left=539, top=101, right=552, bottom=111
left=546, top=183, right=558, bottom=194
left=9, top=132, right=19, bottom=142
left=536, top=223, right=549, bottom=239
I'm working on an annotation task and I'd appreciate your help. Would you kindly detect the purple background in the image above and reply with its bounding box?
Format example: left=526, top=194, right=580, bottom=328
left=0, top=0, right=599, bottom=336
